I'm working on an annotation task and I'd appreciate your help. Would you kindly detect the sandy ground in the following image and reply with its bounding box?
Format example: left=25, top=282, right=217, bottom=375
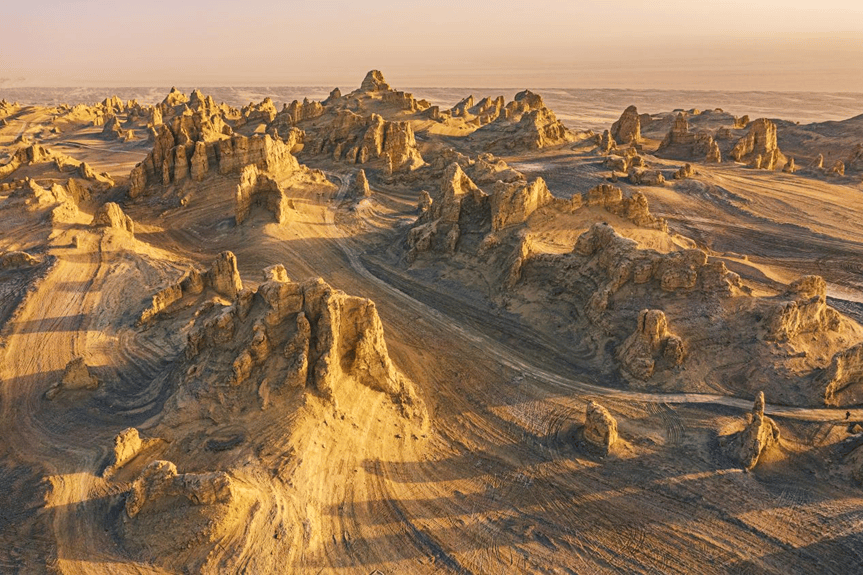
left=2, top=86, right=863, bottom=574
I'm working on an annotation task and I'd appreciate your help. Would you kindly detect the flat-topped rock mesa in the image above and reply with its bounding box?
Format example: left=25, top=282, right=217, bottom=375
left=618, top=309, right=685, bottom=380
left=610, top=105, right=641, bottom=145
left=724, top=392, right=780, bottom=470
left=656, top=113, right=719, bottom=161
left=730, top=118, right=786, bottom=170
left=91, top=202, right=135, bottom=235
left=129, top=126, right=301, bottom=198
left=468, top=90, right=576, bottom=151
left=140, top=251, right=243, bottom=322
left=175, top=264, right=426, bottom=421
left=123, top=460, right=236, bottom=519
left=582, top=401, right=619, bottom=454
left=235, top=164, right=294, bottom=224
left=307, top=110, right=424, bottom=173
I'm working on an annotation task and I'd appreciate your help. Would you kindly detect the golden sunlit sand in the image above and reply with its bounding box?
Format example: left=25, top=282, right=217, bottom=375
left=2, top=69, right=863, bottom=574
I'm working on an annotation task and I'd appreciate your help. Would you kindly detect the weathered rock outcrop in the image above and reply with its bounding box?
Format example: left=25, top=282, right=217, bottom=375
left=0, top=251, right=41, bottom=269
left=129, top=122, right=298, bottom=197
left=310, top=111, right=423, bottom=172
left=469, top=90, right=574, bottom=151
left=490, top=177, right=552, bottom=231
left=765, top=275, right=840, bottom=341
left=407, top=163, right=488, bottom=259
left=139, top=253, right=241, bottom=322
left=584, top=185, right=667, bottom=231
left=349, top=169, right=371, bottom=198
left=235, top=165, right=292, bottom=224
left=45, top=357, right=99, bottom=399
left=91, top=202, right=134, bottom=234
left=847, top=143, right=863, bottom=172
left=730, top=118, right=785, bottom=170
left=582, top=401, right=618, bottom=454
left=179, top=264, right=426, bottom=420
left=125, top=460, right=235, bottom=518
left=618, top=310, right=685, bottom=380
left=102, top=428, right=158, bottom=477
left=610, top=105, right=641, bottom=144
left=360, top=70, right=390, bottom=92
left=727, top=392, right=780, bottom=470
left=656, top=113, right=718, bottom=161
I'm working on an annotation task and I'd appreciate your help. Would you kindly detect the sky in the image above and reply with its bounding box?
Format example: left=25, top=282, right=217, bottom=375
left=3, top=0, right=863, bottom=92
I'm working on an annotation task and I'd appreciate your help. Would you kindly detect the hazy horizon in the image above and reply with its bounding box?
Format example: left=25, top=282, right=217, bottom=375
left=4, top=0, right=863, bottom=92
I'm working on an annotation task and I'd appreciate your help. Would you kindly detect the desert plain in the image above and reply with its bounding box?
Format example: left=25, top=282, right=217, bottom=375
left=1, top=71, right=863, bottom=573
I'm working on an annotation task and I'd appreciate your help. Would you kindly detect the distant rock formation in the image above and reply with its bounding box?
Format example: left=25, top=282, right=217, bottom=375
left=655, top=113, right=718, bottom=161
left=582, top=401, right=618, bottom=454
left=783, top=157, right=797, bottom=173
left=610, top=105, right=641, bottom=145
left=847, top=143, right=863, bottom=172
left=726, top=392, right=780, bottom=470
left=125, top=460, right=235, bottom=518
left=235, top=165, right=292, bottom=224
left=309, top=111, right=423, bottom=173
left=469, top=90, right=575, bottom=151
left=730, top=118, right=785, bottom=170
left=360, top=70, right=390, bottom=92
left=45, top=357, right=99, bottom=399
left=91, top=202, right=134, bottom=234
left=618, top=309, right=685, bottom=380
left=130, top=130, right=299, bottom=198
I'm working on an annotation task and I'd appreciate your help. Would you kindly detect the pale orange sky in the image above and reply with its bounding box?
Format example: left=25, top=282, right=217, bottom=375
left=3, top=0, right=863, bottom=92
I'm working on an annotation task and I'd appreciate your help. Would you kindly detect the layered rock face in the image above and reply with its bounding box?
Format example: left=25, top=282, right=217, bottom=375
left=582, top=401, right=618, bottom=454
left=610, top=105, right=641, bottom=144
left=129, top=121, right=298, bottom=197
left=407, top=163, right=487, bottom=259
left=360, top=69, right=390, bottom=92
left=309, top=111, right=423, bottom=173
left=765, top=275, right=840, bottom=341
left=584, top=184, right=667, bottom=231
left=91, top=202, right=134, bottom=234
left=821, top=343, right=863, bottom=406
left=180, top=265, right=425, bottom=420
left=729, top=392, right=780, bottom=470
left=125, top=460, right=235, bottom=518
left=618, top=310, right=685, bottom=380
left=139, top=251, right=243, bottom=322
left=490, top=177, right=552, bottom=231
left=235, top=165, right=292, bottom=224
left=103, top=428, right=155, bottom=477
left=730, top=118, right=785, bottom=170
